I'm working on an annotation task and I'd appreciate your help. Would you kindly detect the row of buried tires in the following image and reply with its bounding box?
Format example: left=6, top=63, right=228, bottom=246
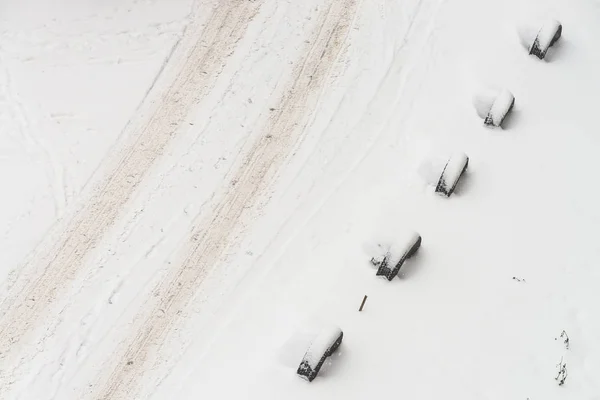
left=295, top=18, right=563, bottom=383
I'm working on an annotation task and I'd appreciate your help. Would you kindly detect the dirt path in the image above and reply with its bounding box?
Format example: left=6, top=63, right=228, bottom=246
left=0, top=0, right=263, bottom=387
left=88, top=0, right=358, bottom=398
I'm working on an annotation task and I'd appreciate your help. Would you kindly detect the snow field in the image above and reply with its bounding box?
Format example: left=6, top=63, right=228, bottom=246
left=1, top=0, right=600, bottom=399
left=168, top=0, right=600, bottom=399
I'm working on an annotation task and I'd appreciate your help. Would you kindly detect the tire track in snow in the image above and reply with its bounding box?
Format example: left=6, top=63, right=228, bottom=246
left=89, top=1, right=357, bottom=398
left=0, top=0, right=262, bottom=382
left=224, top=0, right=445, bottom=310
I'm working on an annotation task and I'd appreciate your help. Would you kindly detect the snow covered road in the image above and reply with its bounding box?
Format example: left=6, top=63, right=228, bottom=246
left=1, top=0, right=365, bottom=398
left=89, top=1, right=359, bottom=398
left=0, top=0, right=260, bottom=357
left=1, top=0, right=600, bottom=399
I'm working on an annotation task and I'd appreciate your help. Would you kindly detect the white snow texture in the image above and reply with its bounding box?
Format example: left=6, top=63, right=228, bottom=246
left=0, top=0, right=598, bottom=399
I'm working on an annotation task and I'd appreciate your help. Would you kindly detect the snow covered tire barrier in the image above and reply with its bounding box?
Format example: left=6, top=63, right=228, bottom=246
left=483, top=89, right=515, bottom=127
left=371, top=232, right=422, bottom=281
left=529, top=19, right=562, bottom=60
left=435, top=152, right=469, bottom=197
left=297, top=326, right=344, bottom=382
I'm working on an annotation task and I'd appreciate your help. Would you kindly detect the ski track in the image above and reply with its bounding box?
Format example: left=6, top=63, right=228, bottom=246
left=0, top=0, right=262, bottom=391
left=88, top=1, right=357, bottom=398
left=0, top=57, right=66, bottom=218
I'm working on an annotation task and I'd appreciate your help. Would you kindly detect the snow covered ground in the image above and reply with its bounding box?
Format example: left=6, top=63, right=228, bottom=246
left=1, top=0, right=599, bottom=399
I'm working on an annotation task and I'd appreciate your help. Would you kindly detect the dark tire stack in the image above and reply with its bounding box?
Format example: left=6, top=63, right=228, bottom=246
left=374, top=233, right=422, bottom=281
left=483, top=90, right=515, bottom=128
left=435, top=153, right=469, bottom=197
left=529, top=20, right=562, bottom=60
left=297, top=327, right=344, bottom=382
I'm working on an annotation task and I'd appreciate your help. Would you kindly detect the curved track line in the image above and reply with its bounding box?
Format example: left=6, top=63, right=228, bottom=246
left=0, top=0, right=262, bottom=380
left=181, top=0, right=445, bottom=364
left=88, top=1, right=357, bottom=398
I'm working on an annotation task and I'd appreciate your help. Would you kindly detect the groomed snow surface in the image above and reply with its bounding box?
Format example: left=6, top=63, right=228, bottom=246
left=1, top=0, right=599, bottom=399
